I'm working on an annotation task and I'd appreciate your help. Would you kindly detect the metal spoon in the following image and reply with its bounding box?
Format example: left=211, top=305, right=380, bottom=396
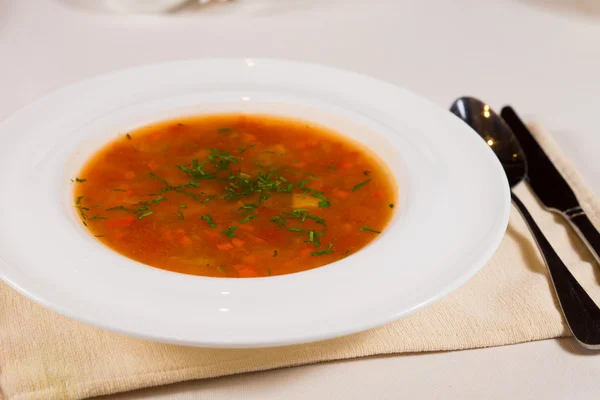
left=450, top=96, right=600, bottom=349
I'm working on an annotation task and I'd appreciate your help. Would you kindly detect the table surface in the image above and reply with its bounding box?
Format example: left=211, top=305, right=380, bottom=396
left=2, top=0, right=600, bottom=398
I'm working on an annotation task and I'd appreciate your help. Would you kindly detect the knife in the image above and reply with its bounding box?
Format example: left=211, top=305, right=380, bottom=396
left=501, top=106, right=600, bottom=267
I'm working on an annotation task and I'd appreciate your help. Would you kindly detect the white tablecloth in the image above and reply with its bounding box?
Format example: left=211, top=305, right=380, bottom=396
left=1, top=0, right=600, bottom=398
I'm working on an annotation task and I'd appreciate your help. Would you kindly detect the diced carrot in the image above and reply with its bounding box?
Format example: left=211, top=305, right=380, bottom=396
left=306, top=140, right=320, bottom=148
left=342, top=223, right=353, bottom=234
left=332, top=188, right=351, bottom=199
left=300, top=247, right=313, bottom=258
left=106, top=216, right=135, bottom=229
left=231, top=238, right=245, bottom=248
left=239, top=224, right=255, bottom=232
left=216, top=242, right=234, bottom=251
left=124, top=171, right=136, bottom=180
left=179, top=236, right=192, bottom=246
left=243, top=255, right=258, bottom=265
left=238, top=266, right=259, bottom=278
left=246, top=234, right=268, bottom=244
left=339, top=162, right=353, bottom=170
left=374, top=191, right=384, bottom=199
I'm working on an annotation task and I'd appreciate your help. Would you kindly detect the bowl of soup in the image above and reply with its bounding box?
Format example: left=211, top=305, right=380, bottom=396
left=0, top=59, right=509, bottom=347
left=73, top=113, right=396, bottom=278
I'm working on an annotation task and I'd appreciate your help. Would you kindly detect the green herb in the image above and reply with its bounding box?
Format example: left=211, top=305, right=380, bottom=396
left=308, top=173, right=316, bottom=178
left=130, top=144, right=139, bottom=152
left=207, top=148, right=240, bottom=171
left=138, top=211, right=153, bottom=219
left=305, top=230, right=325, bottom=248
left=70, top=179, right=74, bottom=183
left=200, top=214, right=216, bottom=228
left=279, top=153, right=286, bottom=157
left=364, top=170, right=372, bottom=176
left=218, top=265, right=226, bottom=273
left=273, top=250, right=278, bottom=257
left=240, top=215, right=258, bottom=223
left=360, top=225, right=381, bottom=234
left=106, top=206, right=130, bottom=212
left=180, top=204, right=187, bottom=209
left=202, top=195, right=217, bottom=204
left=271, top=216, right=286, bottom=229
left=177, top=123, right=184, bottom=127
left=289, top=227, right=308, bottom=234
left=255, top=161, right=266, bottom=168
left=75, top=177, right=87, bottom=183
left=328, top=165, right=336, bottom=171
left=152, top=196, right=167, bottom=204
left=218, top=127, right=233, bottom=134
left=268, top=268, right=272, bottom=276
left=239, top=203, right=258, bottom=216
left=175, top=210, right=184, bottom=220
left=82, top=221, right=87, bottom=226
left=89, top=215, right=107, bottom=221
left=344, top=248, right=353, bottom=257
left=389, top=203, right=394, bottom=208
left=94, top=234, right=106, bottom=238
left=352, top=178, right=372, bottom=192
left=237, top=144, right=256, bottom=154
left=113, top=188, right=128, bottom=192
left=126, top=133, right=132, bottom=140
left=76, top=196, right=84, bottom=205
left=223, top=226, right=238, bottom=238
left=311, top=243, right=333, bottom=256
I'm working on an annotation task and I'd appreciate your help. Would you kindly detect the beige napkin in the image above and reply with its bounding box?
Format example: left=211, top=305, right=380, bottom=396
left=2, top=122, right=600, bottom=400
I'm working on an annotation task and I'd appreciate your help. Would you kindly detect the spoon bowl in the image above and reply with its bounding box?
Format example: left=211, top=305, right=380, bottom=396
left=450, top=97, right=526, bottom=188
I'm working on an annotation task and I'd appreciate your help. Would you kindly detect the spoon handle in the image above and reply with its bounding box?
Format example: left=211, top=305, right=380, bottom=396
left=511, top=192, right=600, bottom=349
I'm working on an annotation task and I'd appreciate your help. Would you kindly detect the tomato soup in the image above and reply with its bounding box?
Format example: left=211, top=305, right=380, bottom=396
left=73, top=114, right=396, bottom=278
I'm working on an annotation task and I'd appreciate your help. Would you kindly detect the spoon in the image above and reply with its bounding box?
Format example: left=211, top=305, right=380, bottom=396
left=450, top=96, right=600, bottom=350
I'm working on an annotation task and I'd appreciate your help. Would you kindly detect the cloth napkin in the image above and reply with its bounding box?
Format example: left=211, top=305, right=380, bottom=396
left=1, top=122, right=599, bottom=400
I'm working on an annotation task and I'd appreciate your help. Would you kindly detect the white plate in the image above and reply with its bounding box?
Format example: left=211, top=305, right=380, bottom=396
left=0, top=59, right=510, bottom=348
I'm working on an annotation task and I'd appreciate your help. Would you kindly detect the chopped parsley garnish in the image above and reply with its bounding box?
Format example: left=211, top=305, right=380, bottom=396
left=180, top=204, right=187, bottom=209
left=223, top=226, right=238, bottom=238
left=360, top=225, right=381, bottom=234
left=106, top=206, right=130, bottom=212
left=94, top=234, right=106, bottom=238
left=271, top=216, right=286, bottom=229
left=138, top=211, right=153, bottom=219
left=175, top=210, right=184, bottom=220
left=130, top=144, right=139, bottom=152
left=76, top=196, right=84, bottom=205
left=237, top=144, right=256, bottom=154
left=202, top=195, right=217, bottom=204
left=311, top=243, right=333, bottom=256
left=328, top=165, right=336, bottom=171
left=89, top=215, right=107, bottom=221
left=389, top=203, right=394, bottom=208
left=268, top=268, right=272, bottom=276
left=273, top=250, right=278, bottom=257
left=239, top=203, right=258, bottom=216
left=289, top=227, right=308, bottom=233
left=344, top=248, right=353, bottom=257
left=200, top=214, right=216, bottom=228
left=305, top=230, right=325, bottom=247
left=240, top=215, right=258, bottom=223
left=364, top=170, right=372, bottom=176
left=75, top=177, right=87, bottom=183
left=352, top=178, right=371, bottom=192
left=152, top=197, right=167, bottom=204
left=113, top=188, right=127, bottom=192
left=126, top=133, right=132, bottom=140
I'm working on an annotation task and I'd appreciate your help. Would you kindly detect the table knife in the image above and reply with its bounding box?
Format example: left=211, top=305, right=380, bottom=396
left=501, top=106, right=600, bottom=267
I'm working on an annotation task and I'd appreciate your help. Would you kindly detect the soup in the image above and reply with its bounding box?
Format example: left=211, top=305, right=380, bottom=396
left=73, top=114, right=396, bottom=278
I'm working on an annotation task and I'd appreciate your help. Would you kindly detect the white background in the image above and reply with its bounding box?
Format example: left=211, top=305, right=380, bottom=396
left=1, top=0, right=600, bottom=398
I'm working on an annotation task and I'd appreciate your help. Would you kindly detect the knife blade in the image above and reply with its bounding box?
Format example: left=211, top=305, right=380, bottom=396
left=501, top=106, right=600, bottom=267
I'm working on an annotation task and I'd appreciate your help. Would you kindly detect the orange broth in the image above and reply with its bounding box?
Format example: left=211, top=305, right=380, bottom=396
left=74, top=114, right=396, bottom=278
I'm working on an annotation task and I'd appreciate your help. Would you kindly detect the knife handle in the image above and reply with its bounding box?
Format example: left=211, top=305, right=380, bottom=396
left=511, top=192, right=600, bottom=349
left=564, top=209, right=600, bottom=267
